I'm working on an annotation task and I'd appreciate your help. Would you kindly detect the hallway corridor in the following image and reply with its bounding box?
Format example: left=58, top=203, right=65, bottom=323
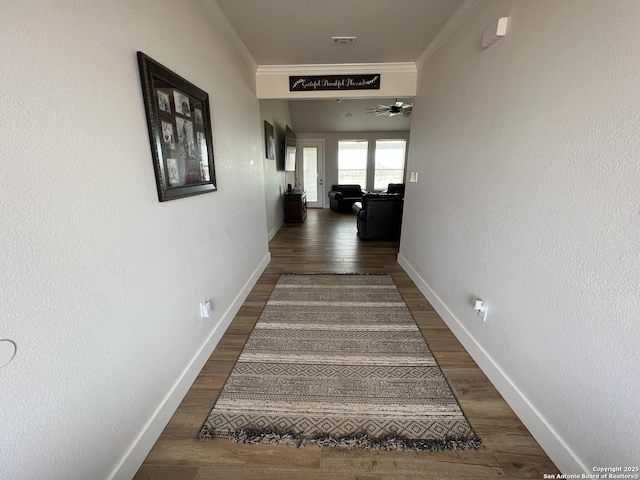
left=134, top=209, right=559, bottom=479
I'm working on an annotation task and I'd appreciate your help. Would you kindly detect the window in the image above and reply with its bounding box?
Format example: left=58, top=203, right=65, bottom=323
left=374, top=140, right=406, bottom=191
left=338, top=140, right=368, bottom=188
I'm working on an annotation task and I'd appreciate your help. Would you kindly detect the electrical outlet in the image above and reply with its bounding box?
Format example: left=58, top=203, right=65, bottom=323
left=474, top=299, right=488, bottom=322
left=409, top=172, right=419, bottom=183
left=200, top=301, right=213, bottom=318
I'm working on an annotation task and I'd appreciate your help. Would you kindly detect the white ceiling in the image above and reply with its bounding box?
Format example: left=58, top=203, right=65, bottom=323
left=215, top=0, right=463, bottom=65
left=289, top=98, right=412, bottom=133
left=212, top=0, right=465, bottom=132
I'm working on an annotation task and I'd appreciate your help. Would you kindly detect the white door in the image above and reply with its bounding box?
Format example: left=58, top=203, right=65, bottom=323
left=300, top=139, right=325, bottom=208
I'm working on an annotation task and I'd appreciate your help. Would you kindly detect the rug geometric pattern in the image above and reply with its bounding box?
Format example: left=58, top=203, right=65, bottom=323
left=198, top=273, right=481, bottom=451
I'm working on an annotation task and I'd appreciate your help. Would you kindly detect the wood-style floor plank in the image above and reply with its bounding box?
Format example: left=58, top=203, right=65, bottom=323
left=133, top=209, right=559, bottom=480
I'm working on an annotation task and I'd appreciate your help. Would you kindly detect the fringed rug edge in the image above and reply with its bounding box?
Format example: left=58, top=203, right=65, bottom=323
left=198, top=427, right=483, bottom=452
left=281, top=272, right=389, bottom=276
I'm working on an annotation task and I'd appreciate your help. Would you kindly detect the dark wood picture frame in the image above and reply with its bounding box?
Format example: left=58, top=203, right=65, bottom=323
left=137, top=52, right=217, bottom=201
left=264, top=121, right=275, bottom=160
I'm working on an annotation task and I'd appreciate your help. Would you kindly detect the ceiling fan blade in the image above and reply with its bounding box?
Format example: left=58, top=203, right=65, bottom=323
left=366, top=100, right=414, bottom=117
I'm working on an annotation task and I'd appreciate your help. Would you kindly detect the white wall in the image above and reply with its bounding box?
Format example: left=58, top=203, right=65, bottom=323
left=400, top=0, right=640, bottom=473
left=0, top=1, right=269, bottom=479
left=260, top=101, right=293, bottom=239
left=297, top=132, right=410, bottom=203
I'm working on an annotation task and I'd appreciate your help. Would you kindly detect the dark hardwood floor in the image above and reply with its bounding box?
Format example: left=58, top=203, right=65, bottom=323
left=133, top=208, right=559, bottom=479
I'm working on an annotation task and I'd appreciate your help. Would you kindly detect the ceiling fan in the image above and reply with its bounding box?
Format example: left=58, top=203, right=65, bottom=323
left=366, top=99, right=413, bottom=117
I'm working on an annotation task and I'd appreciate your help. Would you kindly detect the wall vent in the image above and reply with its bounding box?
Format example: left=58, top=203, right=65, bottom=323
left=331, top=36, right=356, bottom=45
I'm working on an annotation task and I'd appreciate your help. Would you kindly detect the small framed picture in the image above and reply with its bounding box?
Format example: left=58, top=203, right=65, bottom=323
left=157, top=91, right=171, bottom=113
left=166, top=158, right=181, bottom=186
left=194, top=108, right=203, bottom=124
left=173, top=90, right=191, bottom=117
left=137, top=52, right=217, bottom=201
left=175, top=117, right=195, bottom=158
left=264, top=121, right=275, bottom=160
left=161, top=121, right=175, bottom=149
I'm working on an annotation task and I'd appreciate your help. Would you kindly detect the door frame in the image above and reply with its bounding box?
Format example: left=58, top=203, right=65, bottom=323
left=298, top=139, right=325, bottom=208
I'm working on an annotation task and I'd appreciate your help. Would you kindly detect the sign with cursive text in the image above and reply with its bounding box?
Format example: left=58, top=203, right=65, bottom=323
left=289, top=74, right=381, bottom=92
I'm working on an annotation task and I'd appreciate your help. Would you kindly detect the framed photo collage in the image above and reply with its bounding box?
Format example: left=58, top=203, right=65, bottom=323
left=138, top=52, right=217, bottom=201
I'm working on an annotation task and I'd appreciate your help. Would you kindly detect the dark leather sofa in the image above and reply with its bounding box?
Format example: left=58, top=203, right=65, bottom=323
left=352, top=193, right=404, bottom=241
left=328, top=184, right=365, bottom=213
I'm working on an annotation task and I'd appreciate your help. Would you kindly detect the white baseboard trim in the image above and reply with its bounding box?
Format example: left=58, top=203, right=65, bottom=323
left=267, top=219, right=284, bottom=242
left=397, top=253, right=588, bottom=475
left=108, top=252, right=271, bottom=480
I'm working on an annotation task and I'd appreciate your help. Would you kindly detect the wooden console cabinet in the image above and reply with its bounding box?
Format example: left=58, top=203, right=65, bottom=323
left=284, top=191, right=307, bottom=224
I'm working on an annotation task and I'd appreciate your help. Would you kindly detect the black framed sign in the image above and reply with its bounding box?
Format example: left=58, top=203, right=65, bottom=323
left=137, top=52, right=217, bottom=202
left=289, top=74, right=381, bottom=92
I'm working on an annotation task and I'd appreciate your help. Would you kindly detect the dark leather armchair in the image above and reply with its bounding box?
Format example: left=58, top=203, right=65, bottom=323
left=352, top=193, right=404, bottom=241
left=328, top=184, right=365, bottom=213
left=385, top=183, right=405, bottom=196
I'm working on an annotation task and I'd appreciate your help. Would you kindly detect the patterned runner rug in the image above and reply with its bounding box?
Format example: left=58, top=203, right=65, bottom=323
left=198, top=273, right=481, bottom=451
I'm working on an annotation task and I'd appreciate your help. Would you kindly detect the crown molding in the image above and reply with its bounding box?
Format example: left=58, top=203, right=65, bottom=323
left=256, top=62, right=417, bottom=76
left=200, top=0, right=259, bottom=72
left=416, top=0, right=482, bottom=70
